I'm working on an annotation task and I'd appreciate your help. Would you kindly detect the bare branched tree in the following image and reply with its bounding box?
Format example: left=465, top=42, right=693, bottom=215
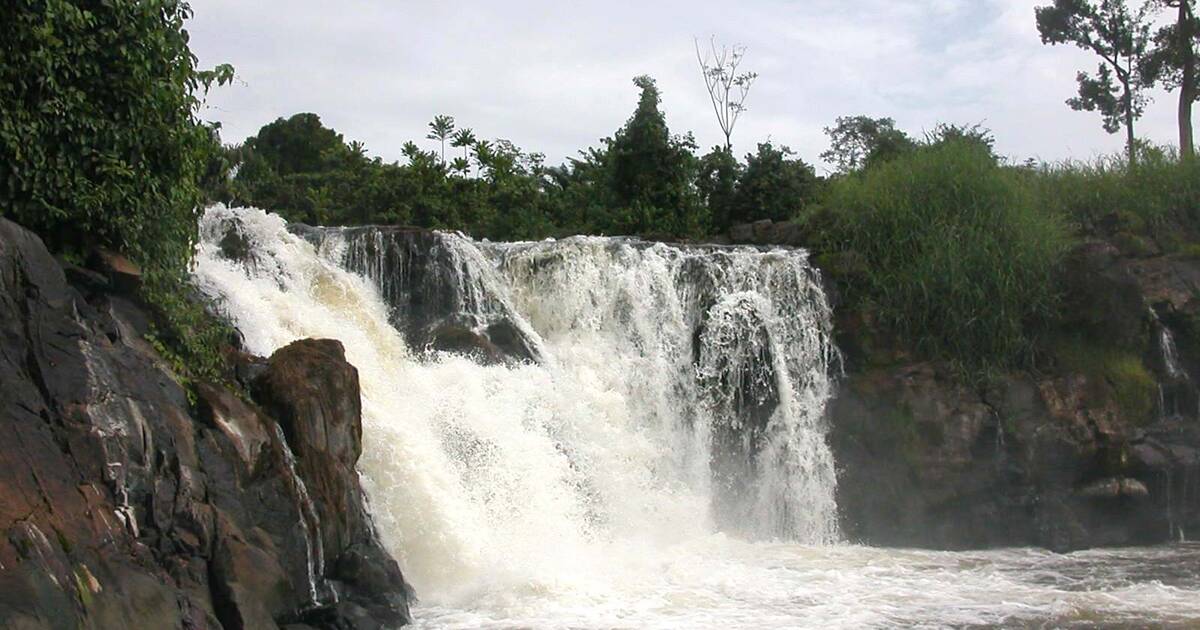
left=695, top=36, right=758, bottom=151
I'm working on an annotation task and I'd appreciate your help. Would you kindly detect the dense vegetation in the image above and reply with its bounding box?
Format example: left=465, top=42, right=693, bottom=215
left=0, top=0, right=232, bottom=378
left=211, top=78, right=819, bottom=241
left=806, top=141, right=1071, bottom=371
left=804, top=131, right=1200, bottom=372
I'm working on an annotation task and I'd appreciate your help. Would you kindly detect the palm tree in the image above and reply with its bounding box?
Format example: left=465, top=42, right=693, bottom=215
left=472, top=139, right=494, bottom=172
left=450, top=157, right=471, bottom=176
left=451, top=128, right=477, bottom=160
left=426, top=115, right=455, bottom=163
left=450, top=128, right=477, bottom=175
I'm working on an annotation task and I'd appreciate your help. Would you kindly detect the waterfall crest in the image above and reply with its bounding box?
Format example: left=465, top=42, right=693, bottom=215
left=193, top=205, right=840, bottom=606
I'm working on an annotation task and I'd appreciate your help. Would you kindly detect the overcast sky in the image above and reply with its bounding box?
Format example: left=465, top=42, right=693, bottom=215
left=188, top=0, right=1187, bottom=173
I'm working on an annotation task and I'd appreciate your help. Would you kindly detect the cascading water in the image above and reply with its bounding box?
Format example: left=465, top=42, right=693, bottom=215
left=196, top=203, right=838, bottom=568
left=194, top=206, right=1200, bottom=629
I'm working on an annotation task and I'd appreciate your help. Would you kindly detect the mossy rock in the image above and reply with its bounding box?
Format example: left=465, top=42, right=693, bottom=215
left=1103, top=209, right=1148, bottom=234
left=1111, top=231, right=1160, bottom=258
left=1177, top=242, right=1200, bottom=259
left=814, top=250, right=868, bottom=283
left=1106, top=354, right=1157, bottom=426
left=1053, top=338, right=1157, bottom=426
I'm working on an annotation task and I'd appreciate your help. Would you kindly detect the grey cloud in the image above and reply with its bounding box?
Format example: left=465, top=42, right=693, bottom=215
left=189, top=0, right=1186, bottom=171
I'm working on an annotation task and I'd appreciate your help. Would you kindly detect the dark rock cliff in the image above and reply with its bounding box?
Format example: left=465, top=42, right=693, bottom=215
left=731, top=219, right=1200, bottom=551
left=0, top=218, right=411, bottom=629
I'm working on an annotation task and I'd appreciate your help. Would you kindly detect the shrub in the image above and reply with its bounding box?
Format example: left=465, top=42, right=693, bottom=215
left=0, top=0, right=232, bottom=380
left=807, top=140, right=1072, bottom=371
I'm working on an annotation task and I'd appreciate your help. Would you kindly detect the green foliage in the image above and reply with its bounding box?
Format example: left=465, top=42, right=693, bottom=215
left=697, top=147, right=742, bottom=232
left=732, top=142, right=819, bottom=224
left=1030, top=145, right=1200, bottom=246
left=0, top=0, right=232, bottom=382
left=1036, top=0, right=1154, bottom=161
left=246, top=113, right=346, bottom=176
left=427, top=114, right=456, bottom=164
left=226, top=76, right=711, bottom=240
left=924, top=123, right=998, bottom=160
left=451, top=128, right=477, bottom=166
left=1, top=0, right=224, bottom=263
left=820, top=116, right=917, bottom=174
left=805, top=140, right=1072, bottom=371
left=605, top=76, right=704, bottom=236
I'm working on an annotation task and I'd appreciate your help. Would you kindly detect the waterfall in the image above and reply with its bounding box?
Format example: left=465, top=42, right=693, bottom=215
left=193, top=205, right=840, bottom=609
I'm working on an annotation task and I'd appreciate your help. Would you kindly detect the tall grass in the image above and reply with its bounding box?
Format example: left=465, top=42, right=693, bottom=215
left=808, top=141, right=1072, bottom=372
left=1030, top=147, right=1200, bottom=249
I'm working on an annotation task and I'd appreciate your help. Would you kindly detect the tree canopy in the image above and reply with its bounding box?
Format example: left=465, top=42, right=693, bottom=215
left=1142, top=0, right=1199, bottom=158
left=0, top=0, right=234, bottom=376
left=820, top=116, right=917, bottom=174
left=1036, top=0, right=1155, bottom=163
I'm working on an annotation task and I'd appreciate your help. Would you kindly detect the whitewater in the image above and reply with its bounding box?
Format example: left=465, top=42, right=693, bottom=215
left=193, top=206, right=1200, bottom=629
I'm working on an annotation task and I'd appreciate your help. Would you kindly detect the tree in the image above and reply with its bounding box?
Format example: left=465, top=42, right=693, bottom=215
left=451, top=128, right=477, bottom=162
left=1143, top=0, right=1199, bottom=159
left=471, top=139, right=494, bottom=171
left=1036, top=0, right=1154, bottom=164
left=820, top=116, right=917, bottom=174
left=427, top=115, right=456, bottom=163
left=244, top=113, right=345, bottom=175
left=606, top=76, right=703, bottom=235
left=450, top=157, right=472, bottom=177
left=733, top=142, right=819, bottom=224
left=0, top=0, right=235, bottom=376
left=695, top=37, right=758, bottom=151
left=0, top=0, right=233, bottom=262
left=698, top=147, right=741, bottom=232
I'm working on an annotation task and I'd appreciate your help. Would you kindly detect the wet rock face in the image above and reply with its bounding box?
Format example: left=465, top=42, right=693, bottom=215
left=297, top=224, right=540, bottom=364
left=827, top=342, right=1200, bottom=550
left=726, top=226, right=1200, bottom=551
left=696, top=298, right=781, bottom=528
left=252, top=339, right=413, bottom=625
left=829, top=364, right=1200, bottom=551
left=0, top=218, right=411, bottom=629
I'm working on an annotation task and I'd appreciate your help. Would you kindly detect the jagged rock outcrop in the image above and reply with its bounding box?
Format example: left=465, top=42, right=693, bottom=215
left=0, top=218, right=411, bottom=628
left=252, top=339, right=412, bottom=627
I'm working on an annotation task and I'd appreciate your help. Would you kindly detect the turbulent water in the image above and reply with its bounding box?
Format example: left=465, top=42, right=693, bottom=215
left=193, top=206, right=1200, bottom=629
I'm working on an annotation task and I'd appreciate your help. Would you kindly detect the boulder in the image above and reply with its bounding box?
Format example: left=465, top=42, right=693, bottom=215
left=253, top=339, right=413, bottom=628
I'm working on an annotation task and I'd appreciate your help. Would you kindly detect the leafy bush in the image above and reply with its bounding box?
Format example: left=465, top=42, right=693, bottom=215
left=0, top=0, right=232, bottom=380
left=807, top=140, right=1072, bottom=371
left=732, top=142, right=819, bottom=225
